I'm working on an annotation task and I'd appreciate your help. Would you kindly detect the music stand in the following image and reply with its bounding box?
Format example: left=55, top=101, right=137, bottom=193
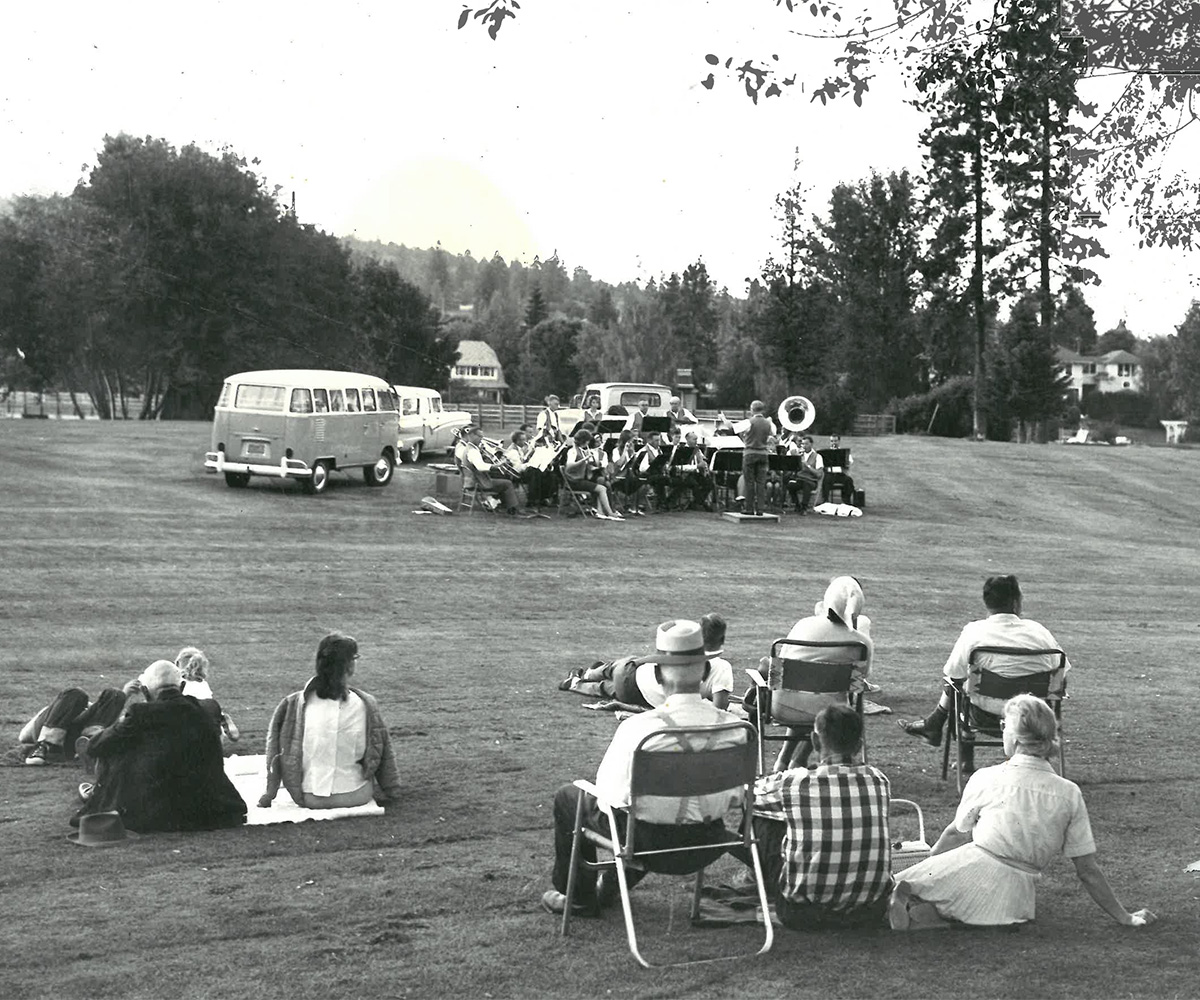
left=640, top=416, right=671, bottom=436
left=710, top=449, right=743, bottom=509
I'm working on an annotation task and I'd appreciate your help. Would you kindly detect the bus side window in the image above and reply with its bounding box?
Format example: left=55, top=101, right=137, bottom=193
left=379, top=390, right=396, bottom=411
left=361, top=388, right=377, bottom=411
left=402, top=397, right=418, bottom=416
left=290, top=389, right=313, bottom=414
left=345, top=388, right=360, bottom=412
left=329, top=390, right=344, bottom=412
left=313, top=389, right=329, bottom=413
left=429, top=398, right=442, bottom=413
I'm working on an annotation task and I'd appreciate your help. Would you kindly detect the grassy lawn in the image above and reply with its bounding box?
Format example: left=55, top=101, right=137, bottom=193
left=1, top=420, right=1198, bottom=999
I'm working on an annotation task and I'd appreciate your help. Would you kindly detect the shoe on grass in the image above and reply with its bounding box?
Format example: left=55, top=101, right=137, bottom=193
left=540, top=890, right=597, bottom=917
left=596, top=871, right=620, bottom=910
left=25, top=740, right=64, bottom=765
left=898, top=719, right=943, bottom=748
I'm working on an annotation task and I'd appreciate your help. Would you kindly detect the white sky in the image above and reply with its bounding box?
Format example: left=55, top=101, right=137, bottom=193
left=1, top=0, right=1196, bottom=337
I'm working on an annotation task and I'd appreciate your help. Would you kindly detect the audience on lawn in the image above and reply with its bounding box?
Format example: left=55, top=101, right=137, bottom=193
left=258, top=632, right=402, bottom=811
left=743, top=575, right=874, bottom=772
left=890, top=694, right=1156, bottom=930
left=731, top=703, right=893, bottom=930
left=72, top=659, right=247, bottom=833
left=542, top=619, right=747, bottom=917
left=21, top=683, right=130, bottom=766
left=899, top=574, right=1071, bottom=775
left=558, top=613, right=734, bottom=710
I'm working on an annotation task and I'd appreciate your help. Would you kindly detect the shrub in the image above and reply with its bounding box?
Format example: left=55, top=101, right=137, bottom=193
left=1080, top=390, right=1154, bottom=427
left=1089, top=420, right=1120, bottom=444
left=888, top=376, right=975, bottom=437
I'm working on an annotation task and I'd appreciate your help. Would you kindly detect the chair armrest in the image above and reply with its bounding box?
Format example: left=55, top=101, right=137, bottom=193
left=745, top=668, right=767, bottom=688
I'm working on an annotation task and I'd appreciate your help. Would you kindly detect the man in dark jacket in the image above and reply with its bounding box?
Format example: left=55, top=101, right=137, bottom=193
left=74, top=660, right=246, bottom=833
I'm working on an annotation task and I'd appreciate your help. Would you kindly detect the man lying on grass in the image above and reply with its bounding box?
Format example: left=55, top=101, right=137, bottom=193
left=542, top=619, right=746, bottom=917
left=728, top=703, right=893, bottom=931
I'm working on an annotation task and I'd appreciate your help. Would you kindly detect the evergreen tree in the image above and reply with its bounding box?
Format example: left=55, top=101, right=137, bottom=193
left=986, top=294, right=1070, bottom=440
left=524, top=286, right=548, bottom=329
left=1053, top=284, right=1097, bottom=353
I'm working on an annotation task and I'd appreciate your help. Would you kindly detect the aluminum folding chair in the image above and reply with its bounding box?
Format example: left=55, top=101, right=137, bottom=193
left=745, top=638, right=870, bottom=774
left=942, top=646, right=1068, bottom=792
left=561, top=721, right=773, bottom=969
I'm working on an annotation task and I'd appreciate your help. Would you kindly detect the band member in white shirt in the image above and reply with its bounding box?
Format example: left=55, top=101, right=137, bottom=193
left=464, top=426, right=520, bottom=514
left=629, top=398, right=650, bottom=437
left=635, top=432, right=670, bottom=511
left=505, top=428, right=544, bottom=508
left=564, top=431, right=623, bottom=520
left=610, top=430, right=649, bottom=516
left=786, top=434, right=824, bottom=514
left=820, top=433, right=856, bottom=504
left=667, top=395, right=697, bottom=429
left=535, top=394, right=566, bottom=448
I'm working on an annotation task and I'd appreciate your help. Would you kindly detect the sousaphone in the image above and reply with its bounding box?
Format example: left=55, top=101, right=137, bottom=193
left=778, top=395, right=816, bottom=433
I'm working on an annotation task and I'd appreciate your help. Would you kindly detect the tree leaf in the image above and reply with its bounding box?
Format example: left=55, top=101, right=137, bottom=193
left=458, top=8, right=470, bottom=30
left=705, top=53, right=720, bottom=65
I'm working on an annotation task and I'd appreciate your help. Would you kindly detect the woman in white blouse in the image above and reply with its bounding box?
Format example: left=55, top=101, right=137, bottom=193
left=890, top=694, right=1155, bottom=930
left=258, top=633, right=401, bottom=810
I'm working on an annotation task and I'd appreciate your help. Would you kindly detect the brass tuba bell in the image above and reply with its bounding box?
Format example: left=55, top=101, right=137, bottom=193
left=777, top=395, right=816, bottom=432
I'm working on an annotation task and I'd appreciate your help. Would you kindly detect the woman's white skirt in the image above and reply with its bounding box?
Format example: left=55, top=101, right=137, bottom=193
left=895, top=843, right=1040, bottom=925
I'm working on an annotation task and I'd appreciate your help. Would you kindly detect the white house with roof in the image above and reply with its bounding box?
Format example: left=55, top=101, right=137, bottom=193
left=1055, top=347, right=1143, bottom=402
left=449, top=340, right=508, bottom=403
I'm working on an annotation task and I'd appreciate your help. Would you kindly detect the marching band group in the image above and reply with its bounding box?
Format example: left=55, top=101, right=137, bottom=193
left=451, top=394, right=857, bottom=520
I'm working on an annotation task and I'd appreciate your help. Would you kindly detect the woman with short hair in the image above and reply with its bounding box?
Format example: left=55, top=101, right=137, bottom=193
left=258, top=633, right=401, bottom=810
left=890, top=694, right=1156, bottom=930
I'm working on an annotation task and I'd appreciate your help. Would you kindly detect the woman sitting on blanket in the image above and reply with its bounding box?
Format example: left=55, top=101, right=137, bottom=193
left=257, top=632, right=401, bottom=810
left=890, top=694, right=1156, bottom=931
left=558, top=613, right=734, bottom=710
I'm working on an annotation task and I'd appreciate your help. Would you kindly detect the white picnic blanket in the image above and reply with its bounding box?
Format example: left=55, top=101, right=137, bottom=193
left=224, top=753, right=384, bottom=825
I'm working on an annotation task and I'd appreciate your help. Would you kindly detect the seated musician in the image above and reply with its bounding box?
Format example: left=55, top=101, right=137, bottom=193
left=634, top=432, right=670, bottom=511
left=609, top=430, right=648, bottom=516
left=564, top=430, right=624, bottom=521
left=819, top=433, right=856, bottom=504
left=667, top=395, right=698, bottom=430
left=785, top=434, right=824, bottom=514
left=678, top=431, right=715, bottom=511
left=463, top=426, right=521, bottom=515
left=504, top=428, right=544, bottom=509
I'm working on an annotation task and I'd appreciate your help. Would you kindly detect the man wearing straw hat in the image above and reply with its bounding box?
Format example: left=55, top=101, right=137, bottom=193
left=72, top=660, right=246, bottom=833
left=542, top=619, right=747, bottom=917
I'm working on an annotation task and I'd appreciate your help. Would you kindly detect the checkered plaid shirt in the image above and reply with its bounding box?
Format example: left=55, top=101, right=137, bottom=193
left=755, top=762, right=893, bottom=910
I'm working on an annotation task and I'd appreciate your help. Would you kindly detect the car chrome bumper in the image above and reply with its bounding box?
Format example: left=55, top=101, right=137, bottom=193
left=204, top=451, right=313, bottom=478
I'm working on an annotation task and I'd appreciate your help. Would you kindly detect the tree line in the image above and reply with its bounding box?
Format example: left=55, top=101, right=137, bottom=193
left=0, top=135, right=455, bottom=419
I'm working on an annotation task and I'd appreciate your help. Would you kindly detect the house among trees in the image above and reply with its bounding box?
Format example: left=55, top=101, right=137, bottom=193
left=449, top=340, right=507, bottom=403
left=1055, top=347, right=1143, bottom=403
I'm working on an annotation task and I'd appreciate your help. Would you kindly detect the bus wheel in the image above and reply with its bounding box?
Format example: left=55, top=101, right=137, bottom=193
left=302, top=461, right=331, bottom=495
left=224, top=471, right=251, bottom=488
left=364, top=452, right=394, bottom=487
left=407, top=440, right=422, bottom=462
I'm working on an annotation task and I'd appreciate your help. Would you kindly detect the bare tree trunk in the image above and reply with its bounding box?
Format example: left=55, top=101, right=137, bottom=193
left=67, top=389, right=86, bottom=419
left=971, top=91, right=987, bottom=441
left=139, top=370, right=157, bottom=420
left=101, top=371, right=115, bottom=420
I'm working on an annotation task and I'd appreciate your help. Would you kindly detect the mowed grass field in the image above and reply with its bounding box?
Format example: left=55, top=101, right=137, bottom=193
left=1, top=420, right=1199, bottom=999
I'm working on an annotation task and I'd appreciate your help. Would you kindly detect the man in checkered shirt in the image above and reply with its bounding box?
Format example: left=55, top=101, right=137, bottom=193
left=749, top=703, right=893, bottom=930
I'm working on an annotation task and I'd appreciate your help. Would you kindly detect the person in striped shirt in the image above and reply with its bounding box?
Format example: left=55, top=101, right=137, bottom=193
left=744, top=703, right=893, bottom=930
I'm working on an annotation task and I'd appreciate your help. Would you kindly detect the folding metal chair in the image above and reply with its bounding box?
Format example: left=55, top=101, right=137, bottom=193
left=455, top=456, right=499, bottom=515
left=942, top=646, right=1068, bottom=792
left=558, top=464, right=598, bottom=518
left=561, top=721, right=773, bottom=969
left=745, top=638, right=870, bottom=774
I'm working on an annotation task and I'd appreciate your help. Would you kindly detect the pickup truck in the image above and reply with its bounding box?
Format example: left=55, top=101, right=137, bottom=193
left=559, top=381, right=739, bottom=446
left=391, top=385, right=472, bottom=461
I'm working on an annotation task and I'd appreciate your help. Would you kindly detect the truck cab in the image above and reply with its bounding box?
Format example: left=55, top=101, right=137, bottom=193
left=392, top=386, right=472, bottom=461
